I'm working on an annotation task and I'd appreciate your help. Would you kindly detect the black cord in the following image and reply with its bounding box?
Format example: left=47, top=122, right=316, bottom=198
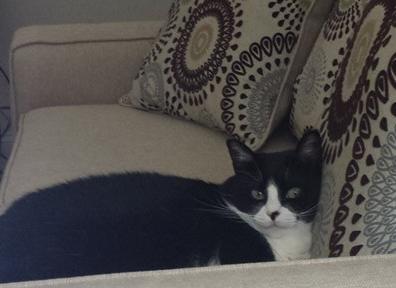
left=0, top=65, right=10, bottom=178
left=0, top=107, right=10, bottom=180
left=0, top=107, right=10, bottom=155
left=0, top=66, right=9, bottom=84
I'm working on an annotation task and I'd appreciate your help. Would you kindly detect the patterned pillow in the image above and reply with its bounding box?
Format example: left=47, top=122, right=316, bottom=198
left=291, top=0, right=396, bottom=258
left=120, top=0, right=327, bottom=150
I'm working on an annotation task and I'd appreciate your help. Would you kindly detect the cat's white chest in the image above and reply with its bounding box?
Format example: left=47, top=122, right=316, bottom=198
left=264, top=222, right=312, bottom=261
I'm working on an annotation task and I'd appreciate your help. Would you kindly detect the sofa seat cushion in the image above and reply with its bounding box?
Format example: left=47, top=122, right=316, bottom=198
left=0, top=105, right=235, bottom=207
left=0, top=104, right=296, bottom=209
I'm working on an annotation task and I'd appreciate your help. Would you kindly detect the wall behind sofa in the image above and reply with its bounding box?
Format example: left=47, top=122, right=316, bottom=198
left=0, top=0, right=171, bottom=176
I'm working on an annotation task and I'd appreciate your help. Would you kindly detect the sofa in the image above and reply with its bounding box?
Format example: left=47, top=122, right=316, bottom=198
left=1, top=8, right=396, bottom=288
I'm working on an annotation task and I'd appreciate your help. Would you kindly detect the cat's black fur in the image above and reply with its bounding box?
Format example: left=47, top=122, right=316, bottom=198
left=0, top=132, right=322, bottom=283
left=0, top=173, right=273, bottom=283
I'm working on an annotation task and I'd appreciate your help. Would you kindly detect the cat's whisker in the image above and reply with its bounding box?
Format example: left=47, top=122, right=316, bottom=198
left=192, top=198, right=223, bottom=209
left=298, top=212, right=316, bottom=218
left=206, top=200, right=250, bottom=223
left=192, top=197, right=236, bottom=215
left=193, top=206, right=245, bottom=223
left=297, top=210, right=316, bottom=216
left=297, top=204, right=319, bottom=216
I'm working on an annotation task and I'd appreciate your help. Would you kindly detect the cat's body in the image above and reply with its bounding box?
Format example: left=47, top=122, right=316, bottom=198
left=0, top=173, right=273, bottom=283
left=0, top=132, right=322, bottom=283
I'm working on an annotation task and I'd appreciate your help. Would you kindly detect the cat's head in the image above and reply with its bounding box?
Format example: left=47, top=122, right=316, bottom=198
left=221, top=131, right=322, bottom=234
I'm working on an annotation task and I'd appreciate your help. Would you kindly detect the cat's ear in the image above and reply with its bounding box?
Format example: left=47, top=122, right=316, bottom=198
left=296, top=130, right=322, bottom=165
left=226, top=139, right=262, bottom=181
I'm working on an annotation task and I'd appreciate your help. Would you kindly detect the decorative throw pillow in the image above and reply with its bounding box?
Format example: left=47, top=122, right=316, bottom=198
left=120, top=0, right=330, bottom=150
left=291, top=0, right=396, bottom=258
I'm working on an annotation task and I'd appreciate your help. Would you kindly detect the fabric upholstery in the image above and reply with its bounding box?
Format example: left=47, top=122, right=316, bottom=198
left=10, top=21, right=163, bottom=129
left=122, top=0, right=332, bottom=151
left=291, top=0, right=396, bottom=258
left=0, top=105, right=231, bottom=208
left=2, top=255, right=396, bottom=288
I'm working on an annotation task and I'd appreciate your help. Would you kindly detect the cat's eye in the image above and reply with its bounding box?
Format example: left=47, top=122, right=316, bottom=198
left=286, top=188, right=301, bottom=199
left=251, top=190, right=265, bottom=201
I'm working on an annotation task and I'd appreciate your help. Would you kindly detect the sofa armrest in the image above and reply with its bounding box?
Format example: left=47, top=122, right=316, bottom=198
left=10, top=21, right=163, bottom=128
left=8, top=255, right=396, bottom=287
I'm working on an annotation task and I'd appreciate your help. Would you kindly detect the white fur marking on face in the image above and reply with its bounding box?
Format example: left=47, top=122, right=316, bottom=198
left=253, top=181, right=282, bottom=228
left=266, top=182, right=281, bottom=214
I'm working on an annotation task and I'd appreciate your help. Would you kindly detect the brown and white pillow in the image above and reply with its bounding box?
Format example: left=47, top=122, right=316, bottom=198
left=120, top=0, right=330, bottom=150
left=291, top=0, right=396, bottom=258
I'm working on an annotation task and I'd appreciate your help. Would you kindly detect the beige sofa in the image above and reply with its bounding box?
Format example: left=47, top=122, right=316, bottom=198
left=1, top=21, right=396, bottom=287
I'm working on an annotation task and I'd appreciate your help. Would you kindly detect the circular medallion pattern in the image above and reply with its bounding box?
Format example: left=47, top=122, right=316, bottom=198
left=247, top=69, right=286, bottom=138
left=364, top=125, right=396, bottom=255
left=321, top=0, right=395, bottom=164
left=188, top=22, right=216, bottom=63
left=268, top=0, right=312, bottom=31
left=328, top=62, right=396, bottom=257
left=326, top=1, right=396, bottom=258
left=221, top=32, right=297, bottom=147
left=139, top=63, right=165, bottom=110
left=295, top=47, right=327, bottom=115
left=171, top=0, right=236, bottom=93
left=341, top=19, right=379, bottom=102
left=323, top=0, right=366, bottom=41
left=159, top=0, right=243, bottom=117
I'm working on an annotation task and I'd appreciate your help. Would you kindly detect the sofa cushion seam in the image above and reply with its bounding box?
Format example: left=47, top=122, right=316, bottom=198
left=11, top=37, right=156, bottom=53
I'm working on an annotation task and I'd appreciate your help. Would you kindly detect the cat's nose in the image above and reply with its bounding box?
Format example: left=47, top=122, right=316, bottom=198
left=269, top=211, right=280, bottom=221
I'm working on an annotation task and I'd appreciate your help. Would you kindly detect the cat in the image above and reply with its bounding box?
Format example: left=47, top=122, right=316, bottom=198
left=0, top=131, right=322, bottom=283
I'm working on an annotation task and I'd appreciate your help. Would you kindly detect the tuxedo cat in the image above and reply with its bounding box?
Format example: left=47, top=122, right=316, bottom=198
left=0, top=131, right=322, bottom=283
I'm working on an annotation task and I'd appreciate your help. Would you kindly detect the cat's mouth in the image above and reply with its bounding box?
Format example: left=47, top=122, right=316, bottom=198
left=254, top=217, right=298, bottom=230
